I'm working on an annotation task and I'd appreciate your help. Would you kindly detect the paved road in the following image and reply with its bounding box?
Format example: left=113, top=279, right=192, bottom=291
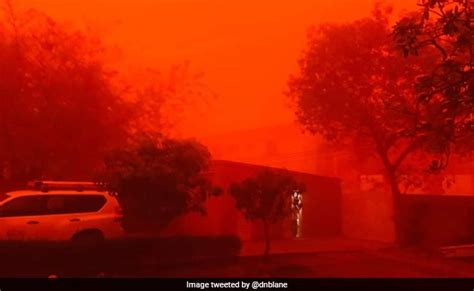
left=3, top=249, right=471, bottom=277
left=240, top=238, right=389, bottom=257
left=123, top=250, right=472, bottom=278
left=4, top=238, right=474, bottom=277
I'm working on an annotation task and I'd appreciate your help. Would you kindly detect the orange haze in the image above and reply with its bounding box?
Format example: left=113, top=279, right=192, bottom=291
left=13, top=0, right=416, bottom=173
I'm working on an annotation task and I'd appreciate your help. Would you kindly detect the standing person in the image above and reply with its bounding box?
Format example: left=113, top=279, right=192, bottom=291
left=291, top=190, right=303, bottom=238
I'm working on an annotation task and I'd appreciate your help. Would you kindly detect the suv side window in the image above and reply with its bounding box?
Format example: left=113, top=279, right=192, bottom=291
left=0, top=196, right=48, bottom=217
left=46, top=195, right=106, bottom=215
left=67, top=195, right=106, bottom=213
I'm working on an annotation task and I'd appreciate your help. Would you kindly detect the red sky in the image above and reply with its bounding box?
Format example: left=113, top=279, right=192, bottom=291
left=12, top=0, right=417, bottom=172
left=14, top=0, right=416, bottom=135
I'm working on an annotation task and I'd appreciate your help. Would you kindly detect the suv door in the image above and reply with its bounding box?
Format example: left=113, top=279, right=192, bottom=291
left=0, top=196, right=48, bottom=240
left=39, top=195, right=108, bottom=241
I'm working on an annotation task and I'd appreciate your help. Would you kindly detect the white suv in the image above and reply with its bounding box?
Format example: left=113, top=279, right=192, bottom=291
left=0, top=181, right=124, bottom=243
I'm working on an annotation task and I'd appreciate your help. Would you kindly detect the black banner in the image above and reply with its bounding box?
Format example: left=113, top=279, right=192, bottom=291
left=0, top=279, right=474, bottom=291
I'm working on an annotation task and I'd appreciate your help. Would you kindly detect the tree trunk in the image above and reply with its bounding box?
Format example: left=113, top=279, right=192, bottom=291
left=375, top=141, right=406, bottom=247
left=386, top=169, right=405, bottom=246
left=263, top=220, right=271, bottom=258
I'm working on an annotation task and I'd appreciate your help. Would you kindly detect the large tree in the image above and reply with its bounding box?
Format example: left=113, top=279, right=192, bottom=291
left=126, top=63, right=211, bottom=136
left=229, top=169, right=304, bottom=257
left=99, top=133, right=221, bottom=232
left=393, top=0, right=474, bottom=158
left=0, top=7, right=131, bottom=182
left=287, top=11, right=437, bottom=244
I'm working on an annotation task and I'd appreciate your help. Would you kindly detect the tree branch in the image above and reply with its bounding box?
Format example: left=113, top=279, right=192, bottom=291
left=392, top=137, right=425, bottom=171
left=431, top=39, right=448, bottom=60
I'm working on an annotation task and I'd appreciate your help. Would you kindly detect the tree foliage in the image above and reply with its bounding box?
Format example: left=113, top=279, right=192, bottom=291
left=288, top=12, right=436, bottom=175
left=393, top=0, right=474, bottom=158
left=126, top=63, right=212, bottom=136
left=99, top=133, right=220, bottom=232
left=287, top=10, right=439, bottom=244
left=229, top=169, right=304, bottom=256
left=0, top=7, right=131, bottom=181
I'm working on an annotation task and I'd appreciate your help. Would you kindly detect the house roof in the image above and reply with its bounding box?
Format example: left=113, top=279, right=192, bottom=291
left=210, top=159, right=341, bottom=181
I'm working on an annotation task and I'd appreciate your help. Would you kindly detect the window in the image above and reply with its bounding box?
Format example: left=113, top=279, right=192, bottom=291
left=46, top=195, right=106, bottom=214
left=0, top=195, right=107, bottom=217
left=0, top=196, right=48, bottom=217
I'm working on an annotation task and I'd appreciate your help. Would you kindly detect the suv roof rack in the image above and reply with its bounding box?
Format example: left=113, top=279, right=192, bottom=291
left=27, top=181, right=107, bottom=192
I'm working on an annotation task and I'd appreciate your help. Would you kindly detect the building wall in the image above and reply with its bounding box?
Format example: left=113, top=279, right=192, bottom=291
left=196, top=123, right=474, bottom=244
left=400, top=195, right=474, bottom=247
left=324, top=148, right=474, bottom=244
left=342, top=188, right=396, bottom=243
left=161, top=160, right=342, bottom=241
